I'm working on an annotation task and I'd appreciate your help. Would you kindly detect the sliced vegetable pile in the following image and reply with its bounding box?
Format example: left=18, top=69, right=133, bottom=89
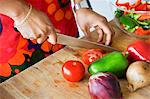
left=115, top=0, right=150, bottom=36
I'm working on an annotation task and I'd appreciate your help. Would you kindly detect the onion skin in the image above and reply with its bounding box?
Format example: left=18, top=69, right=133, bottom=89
left=88, top=73, right=122, bottom=99
left=126, top=61, right=150, bottom=92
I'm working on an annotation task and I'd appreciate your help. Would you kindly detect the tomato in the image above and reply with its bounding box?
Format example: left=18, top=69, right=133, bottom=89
left=62, top=60, right=85, bottom=82
left=82, top=49, right=104, bottom=65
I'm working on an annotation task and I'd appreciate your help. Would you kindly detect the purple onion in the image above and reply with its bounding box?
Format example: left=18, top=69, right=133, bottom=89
left=88, top=72, right=122, bottom=99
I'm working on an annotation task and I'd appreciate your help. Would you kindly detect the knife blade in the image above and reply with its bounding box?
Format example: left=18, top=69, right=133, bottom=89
left=57, top=33, right=120, bottom=52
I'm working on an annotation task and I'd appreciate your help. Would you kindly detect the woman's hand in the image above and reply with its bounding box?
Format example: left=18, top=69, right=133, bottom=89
left=14, top=6, right=57, bottom=44
left=0, top=0, right=57, bottom=44
left=76, top=8, right=114, bottom=45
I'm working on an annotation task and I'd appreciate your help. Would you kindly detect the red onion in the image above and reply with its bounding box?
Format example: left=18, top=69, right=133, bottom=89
left=88, top=72, right=122, bottom=99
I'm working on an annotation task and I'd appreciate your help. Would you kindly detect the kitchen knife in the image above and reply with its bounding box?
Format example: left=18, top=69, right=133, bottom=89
left=57, top=33, right=120, bottom=52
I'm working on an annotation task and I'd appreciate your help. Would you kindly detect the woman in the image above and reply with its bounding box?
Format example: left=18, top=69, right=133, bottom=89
left=0, top=0, right=113, bottom=82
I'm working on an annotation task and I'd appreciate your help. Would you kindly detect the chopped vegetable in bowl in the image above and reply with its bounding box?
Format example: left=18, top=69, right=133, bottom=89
left=111, top=0, right=150, bottom=39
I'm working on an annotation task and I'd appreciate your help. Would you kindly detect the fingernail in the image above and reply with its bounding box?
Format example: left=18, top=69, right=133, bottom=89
left=48, top=38, right=56, bottom=45
left=37, top=40, right=42, bottom=44
left=98, top=41, right=104, bottom=44
left=105, top=42, right=109, bottom=46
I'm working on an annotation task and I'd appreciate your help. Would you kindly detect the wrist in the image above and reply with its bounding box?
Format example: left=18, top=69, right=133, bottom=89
left=10, top=1, right=30, bottom=22
left=73, top=0, right=92, bottom=13
left=14, top=4, right=32, bottom=27
left=76, top=8, right=91, bottom=14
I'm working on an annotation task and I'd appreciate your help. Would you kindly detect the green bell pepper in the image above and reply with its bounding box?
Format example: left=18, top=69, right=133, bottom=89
left=128, top=27, right=136, bottom=33
left=88, top=51, right=129, bottom=78
left=119, top=15, right=137, bottom=29
left=126, top=13, right=141, bottom=20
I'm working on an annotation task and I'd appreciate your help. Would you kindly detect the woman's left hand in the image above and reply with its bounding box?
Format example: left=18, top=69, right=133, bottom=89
left=76, top=8, right=114, bottom=45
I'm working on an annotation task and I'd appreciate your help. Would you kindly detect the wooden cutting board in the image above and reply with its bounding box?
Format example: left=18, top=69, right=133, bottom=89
left=0, top=21, right=150, bottom=99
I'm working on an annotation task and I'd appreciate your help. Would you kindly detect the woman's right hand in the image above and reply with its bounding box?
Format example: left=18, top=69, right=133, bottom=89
left=0, top=0, right=57, bottom=44
left=14, top=6, right=57, bottom=44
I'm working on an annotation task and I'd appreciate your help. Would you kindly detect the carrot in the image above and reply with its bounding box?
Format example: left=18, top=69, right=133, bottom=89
left=138, top=14, right=150, bottom=20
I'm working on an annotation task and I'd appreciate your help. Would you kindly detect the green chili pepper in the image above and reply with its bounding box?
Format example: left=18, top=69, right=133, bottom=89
left=88, top=52, right=129, bottom=78
left=125, top=26, right=138, bottom=33
left=119, top=15, right=137, bottom=29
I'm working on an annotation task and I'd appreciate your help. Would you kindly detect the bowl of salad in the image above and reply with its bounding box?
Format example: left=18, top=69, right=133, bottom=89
left=110, top=0, right=150, bottom=39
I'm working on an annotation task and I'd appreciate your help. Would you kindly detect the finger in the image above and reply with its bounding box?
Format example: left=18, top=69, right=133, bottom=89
left=47, top=29, right=57, bottom=45
left=109, top=24, right=115, bottom=37
left=17, top=24, right=37, bottom=39
left=82, top=26, right=91, bottom=38
left=95, top=26, right=103, bottom=42
left=22, top=32, right=29, bottom=39
left=20, top=30, right=30, bottom=39
left=98, top=22, right=112, bottom=45
left=29, top=33, right=41, bottom=40
left=37, top=34, right=47, bottom=44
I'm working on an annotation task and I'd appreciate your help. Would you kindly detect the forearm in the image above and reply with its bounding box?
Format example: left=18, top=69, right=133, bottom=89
left=0, top=0, right=29, bottom=20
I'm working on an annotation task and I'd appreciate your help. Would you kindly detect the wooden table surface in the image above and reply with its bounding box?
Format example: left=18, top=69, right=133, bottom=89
left=0, top=21, right=150, bottom=99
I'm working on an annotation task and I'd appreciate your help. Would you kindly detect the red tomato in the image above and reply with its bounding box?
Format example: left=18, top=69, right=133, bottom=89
left=82, top=49, right=104, bottom=65
left=62, top=60, right=85, bottom=82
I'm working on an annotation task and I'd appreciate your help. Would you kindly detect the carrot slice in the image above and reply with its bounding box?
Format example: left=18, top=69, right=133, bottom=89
left=138, top=14, right=150, bottom=20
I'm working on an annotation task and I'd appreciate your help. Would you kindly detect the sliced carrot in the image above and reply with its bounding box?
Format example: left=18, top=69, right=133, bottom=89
left=138, top=14, right=150, bottom=20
